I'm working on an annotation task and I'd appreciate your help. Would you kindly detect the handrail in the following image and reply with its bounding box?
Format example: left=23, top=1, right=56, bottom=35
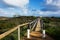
left=31, top=20, right=37, bottom=31
left=30, top=19, right=37, bottom=24
left=0, top=23, right=29, bottom=39
left=0, top=18, right=38, bottom=40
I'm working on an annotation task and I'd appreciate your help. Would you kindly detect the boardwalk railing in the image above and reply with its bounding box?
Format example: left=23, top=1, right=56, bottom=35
left=0, top=23, right=29, bottom=40
left=0, top=18, right=54, bottom=40
left=0, top=18, right=37, bottom=40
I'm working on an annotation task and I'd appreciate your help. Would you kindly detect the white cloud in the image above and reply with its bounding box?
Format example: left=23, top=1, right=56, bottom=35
left=7, top=7, right=15, bottom=10
left=0, top=8, right=60, bottom=17
left=0, top=8, right=8, bottom=14
left=46, top=0, right=52, bottom=4
left=3, top=0, right=29, bottom=16
left=2, top=0, right=60, bottom=17
left=46, top=0, right=60, bottom=7
left=0, top=8, right=17, bottom=17
left=31, top=9, right=60, bottom=17
left=3, top=0, right=29, bottom=8
left=21, top=7, right=29, bottom=15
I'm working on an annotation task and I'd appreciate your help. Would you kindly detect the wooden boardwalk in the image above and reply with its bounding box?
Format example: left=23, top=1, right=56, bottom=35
left=23, top=18, right=54, bottom=40
left=0, top=18, right=54, bottom=40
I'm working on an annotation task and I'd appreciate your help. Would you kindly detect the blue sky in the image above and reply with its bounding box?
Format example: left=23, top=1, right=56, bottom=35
left=0, top=0, right=60, bottom=17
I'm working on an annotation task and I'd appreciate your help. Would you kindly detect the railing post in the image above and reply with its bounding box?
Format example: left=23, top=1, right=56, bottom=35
left=27, top=29, right=30, bottom=38
left=27, top=24, right=30, bottom=38
left=42, top=30, right=46, bottom=38
left=29, top=23, right=31, bottom=30
left=18, top=27, right=20, bottom=40
left=42, top=20, right=46, bottom=38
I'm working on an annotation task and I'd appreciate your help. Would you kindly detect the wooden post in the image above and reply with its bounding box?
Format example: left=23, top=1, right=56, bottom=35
left=27, top=29, right=30, bottom=38
left=29, top=24, right=31, bottom=30
left=27, top=24, right=30, bottom=38
left=18, top=27, right=20, bottom=40
left=42, top=30, right=46, bottom=38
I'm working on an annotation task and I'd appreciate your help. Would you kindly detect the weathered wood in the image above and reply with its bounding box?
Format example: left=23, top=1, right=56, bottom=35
left=18, top=27, right=20, bottom=40
left=31, top=20, right=37, bottom=31
left=35, top=18, right=41, bottom=31
left=27, top=29, right=30, bottom=38
left=30, top=19, right=37, bottom=24
left=0, top=18, right=54, bottom=40
left=23, top=18, right=54, bottom=40
left=0, top=23, right=29, bottom=39
left=30, top=31, right=42, bottom=37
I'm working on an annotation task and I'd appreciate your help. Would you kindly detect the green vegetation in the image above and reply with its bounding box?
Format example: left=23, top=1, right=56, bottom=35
left=42, top=17, right=60, bottom=40
left=0, top=16, right=37, bottom=40
left=0, top=16, right=60, bottom=40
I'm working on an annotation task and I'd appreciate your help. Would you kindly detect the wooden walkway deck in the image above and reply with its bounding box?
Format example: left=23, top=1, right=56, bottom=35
left=23, top=18, right=54, bottom=40
left=0, top=18, right=54, bottom=40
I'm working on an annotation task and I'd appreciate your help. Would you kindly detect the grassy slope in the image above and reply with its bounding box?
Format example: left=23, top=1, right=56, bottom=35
left=42, top=17, right=60, bottom=40
left=0, top=16, right=37, bottom=40
left=0, top=17, right=60, bottom=40
left=0, top=16, right=36, bottom=34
